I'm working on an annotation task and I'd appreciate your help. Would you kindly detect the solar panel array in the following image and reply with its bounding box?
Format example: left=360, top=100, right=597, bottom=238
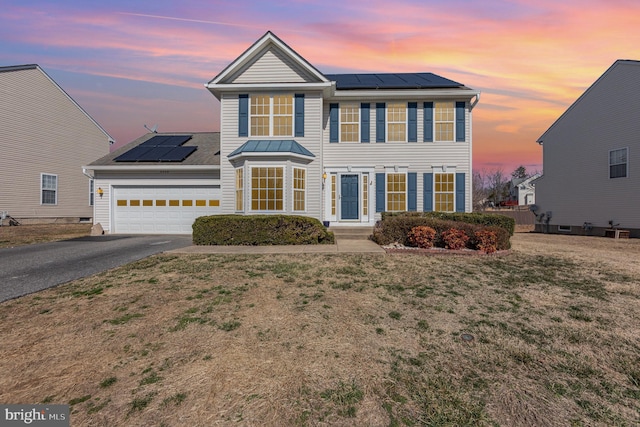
left=115, top=135, right=197, bottom=162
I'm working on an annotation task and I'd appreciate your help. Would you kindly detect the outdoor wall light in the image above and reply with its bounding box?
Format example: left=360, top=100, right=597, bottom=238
left=97, top=187, right=104, bottom=198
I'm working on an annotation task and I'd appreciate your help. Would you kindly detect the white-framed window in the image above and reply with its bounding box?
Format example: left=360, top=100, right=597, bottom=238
left=293, top=167, right=306, bottom=212
left=250, top=94, right=293, bottom=137
left=435, top=101, right=454, bottom=142
left=387, top=102, right=406, bottom=142
left=251, top=166, right=284, bottom=211
left=362, top=173, right=369, bottom=216
left=434, top=173, right=455, bottom=212
left=331, top=175, right=337, bottom=216
left=235, top=168, right=244, bottom=211
left=89, top=179, right=94, bottom=206
left=340, top=103, right=359, bottom=142
left=41, top=173, right=57, bottom=205
left=386, top=172, right=407, bottom=211
left=609, top=148, right=628, bottom=178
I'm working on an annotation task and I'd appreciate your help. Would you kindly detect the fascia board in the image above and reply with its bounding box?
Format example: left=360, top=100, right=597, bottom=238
left=84, top=165, right=220, bottom=172
left=330, top=89, right=481, bottom=100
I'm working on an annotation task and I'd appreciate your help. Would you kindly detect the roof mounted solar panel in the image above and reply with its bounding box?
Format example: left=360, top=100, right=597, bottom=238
left=115, top=134, right=195, bottom=162
left=139, top=135, right=192, bottom=147
left=114, top=146, right=154, bottom=162
left=158, top=146, right=197, bottom=162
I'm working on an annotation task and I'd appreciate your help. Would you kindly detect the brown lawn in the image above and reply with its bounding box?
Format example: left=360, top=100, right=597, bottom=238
left=0, top=223, right=92, bottom=248
left=0, top=232, right=638, bottom=426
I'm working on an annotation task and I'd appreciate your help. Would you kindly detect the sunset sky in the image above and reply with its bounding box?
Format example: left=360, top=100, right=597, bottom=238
left=3, top=0, right=640, bottom=174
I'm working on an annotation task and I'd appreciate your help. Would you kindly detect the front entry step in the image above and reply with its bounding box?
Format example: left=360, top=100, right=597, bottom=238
left=329, top=226, right=374, bottom=240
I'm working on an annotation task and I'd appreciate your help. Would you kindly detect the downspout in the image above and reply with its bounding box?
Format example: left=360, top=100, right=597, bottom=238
left=469, top=93, right=480, bottom=111
left=82, top=167, right=94, bottom=180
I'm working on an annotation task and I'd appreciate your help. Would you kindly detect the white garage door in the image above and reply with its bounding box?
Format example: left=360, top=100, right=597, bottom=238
left=113, top=186, right=221, bottom=234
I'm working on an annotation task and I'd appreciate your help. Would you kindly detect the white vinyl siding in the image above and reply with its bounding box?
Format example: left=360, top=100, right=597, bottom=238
left=220, top=92, right=323, bottom=220
left=229, top=46, right=319, bottom=84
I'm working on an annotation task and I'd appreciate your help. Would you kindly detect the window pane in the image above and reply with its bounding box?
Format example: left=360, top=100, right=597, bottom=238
left=251, top=167, right=284, bottom=211
left=387, top=103, right=406, bottom=142
left=435, top=102, right=454, bottom=141
left=434, top=173, right=454, bottom=212
left=340, top=104, right=359, bottom=142
left=386, top=173, right=406, bottom=211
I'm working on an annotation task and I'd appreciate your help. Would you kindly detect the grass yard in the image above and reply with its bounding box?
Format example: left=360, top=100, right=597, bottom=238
left=0, top=233, right=639, bottom=426
left=0, top=223, right=92, bottom=248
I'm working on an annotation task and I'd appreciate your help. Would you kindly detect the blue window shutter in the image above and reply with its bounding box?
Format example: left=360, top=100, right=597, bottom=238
left=423, top=173, right=433, bottom=211
left=408, top=102, right=417, bottom=142
left=238, top=94, right=248, bottom=137
left=376, top=103, right=385, bottom=143
left=376, top=173, right=385, bottom=212
left=423, top=102, right=433, bottom=142
left=456, top=173, right=466, bottom=212
left=456, top=101, right=465, bottom=142
left=408, top=172, right=417, bottom=211
left=360, top=103, right=370, bottom=143
left=295, top=94, right=304, bottom=137
left=329, top=103, right=339, bottom=143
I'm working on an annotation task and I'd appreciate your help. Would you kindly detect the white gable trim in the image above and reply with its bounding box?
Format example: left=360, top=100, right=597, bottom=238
left=206, top=31, right=330, bottom=89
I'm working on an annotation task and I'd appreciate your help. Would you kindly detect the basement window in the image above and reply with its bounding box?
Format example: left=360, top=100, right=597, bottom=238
left=558, top=225, right=572, bottom=232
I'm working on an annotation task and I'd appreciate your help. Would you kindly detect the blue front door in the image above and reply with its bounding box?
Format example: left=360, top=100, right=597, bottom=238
left=341, top=174, right=359, bottom=220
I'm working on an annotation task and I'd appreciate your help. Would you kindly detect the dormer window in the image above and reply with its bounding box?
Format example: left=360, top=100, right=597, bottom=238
left=250, top=94, right=293, bottom=137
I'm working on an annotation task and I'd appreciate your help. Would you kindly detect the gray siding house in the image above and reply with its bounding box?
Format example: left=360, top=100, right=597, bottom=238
left=0, top=64, right=112, bottom=223
left=535, top=60, right=640, bottom=237
left=85, top=31, right=480, bottom=234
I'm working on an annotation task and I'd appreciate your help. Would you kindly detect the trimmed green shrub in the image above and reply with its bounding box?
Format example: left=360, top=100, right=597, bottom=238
left=407, top=226, right=437, bottom=249
left=381, top=211, right=515, bottom=236
left=192, top=215, right=335, bottom=246
left=371, top=215, right=511, bottom=250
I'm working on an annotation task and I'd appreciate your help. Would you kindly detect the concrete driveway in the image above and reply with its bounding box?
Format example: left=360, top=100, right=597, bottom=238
left=0, top=235, right=192, bottom=302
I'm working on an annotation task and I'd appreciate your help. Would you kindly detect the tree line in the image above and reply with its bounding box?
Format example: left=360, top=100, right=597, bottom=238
left=472, top=166, right=539, bottom=211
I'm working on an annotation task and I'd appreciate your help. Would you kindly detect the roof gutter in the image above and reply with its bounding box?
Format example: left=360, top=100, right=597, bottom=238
left=82, top=165, right=220, bottom=172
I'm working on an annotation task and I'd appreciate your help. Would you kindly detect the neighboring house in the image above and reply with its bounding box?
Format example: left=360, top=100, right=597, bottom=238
left=534, top=60, right=640, bottom=237
left=85, top=31, right=479, bottom=234
left=509, top=173, right=541, bottom=206
left=0, top=64, right=112, bottom=223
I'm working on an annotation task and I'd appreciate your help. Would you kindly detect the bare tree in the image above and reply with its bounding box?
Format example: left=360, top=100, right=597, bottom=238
left=472, top=170, right=489, bottom=211
left=487, top=169, right=509, bottom=206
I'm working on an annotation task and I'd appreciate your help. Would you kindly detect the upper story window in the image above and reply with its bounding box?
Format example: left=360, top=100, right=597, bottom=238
left=41, top=173, right=57, bottom=205
left=387, top=103, right=406, bottom=142
left=609, top=148, right=628, bottom=178
left=340, top=103, right=359, bottom=142
left=250, top=94, right=293, bottom=137
left=434, top=102, right=454, bottom=141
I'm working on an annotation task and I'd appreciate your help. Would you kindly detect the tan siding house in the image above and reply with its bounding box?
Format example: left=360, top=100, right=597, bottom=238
left=0, top=64, right=112, bottom=222
left=535, top=60, right=640, bottom=237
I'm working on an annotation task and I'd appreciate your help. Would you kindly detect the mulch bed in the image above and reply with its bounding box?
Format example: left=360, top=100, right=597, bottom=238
left=382, top=244, right=511, bottom=256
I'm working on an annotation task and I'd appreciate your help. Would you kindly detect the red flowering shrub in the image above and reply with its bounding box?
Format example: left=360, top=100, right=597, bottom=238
left=441, top=228, right=469, bottom=250
left=473, top=230, right=498, bottom=254
left=407, top=226, right=437, bottom=249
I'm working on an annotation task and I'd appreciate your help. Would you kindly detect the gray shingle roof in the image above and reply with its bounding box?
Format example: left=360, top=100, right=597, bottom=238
left=88, top=132, right=220, bottom=166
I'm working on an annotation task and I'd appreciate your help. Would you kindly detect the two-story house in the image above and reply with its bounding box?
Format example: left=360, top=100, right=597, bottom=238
left=206, top=31, right=479, bottom=227
left=85, top=31, right=479, bottom=234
